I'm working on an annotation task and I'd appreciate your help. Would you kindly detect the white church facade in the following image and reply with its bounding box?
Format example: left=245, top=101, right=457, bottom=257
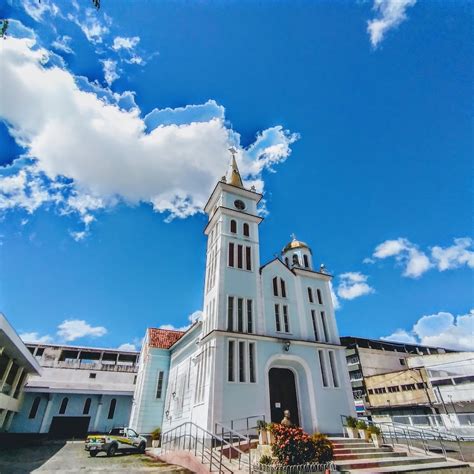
left=130, top=157, right=355, bottom=436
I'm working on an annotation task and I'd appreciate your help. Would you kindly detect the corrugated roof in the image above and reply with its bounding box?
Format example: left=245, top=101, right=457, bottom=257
left=148, top=328, right=185, bottom=349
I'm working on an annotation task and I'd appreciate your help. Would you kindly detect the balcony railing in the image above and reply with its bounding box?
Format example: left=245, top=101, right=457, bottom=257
left=38, top=359, right=138, bottom=372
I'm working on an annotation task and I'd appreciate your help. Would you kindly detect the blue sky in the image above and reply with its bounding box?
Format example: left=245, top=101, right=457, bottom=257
left=0, top=0, right=472, bottom=352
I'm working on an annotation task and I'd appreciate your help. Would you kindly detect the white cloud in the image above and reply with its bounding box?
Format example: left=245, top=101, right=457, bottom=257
left=117, top=342, right=137, bottom=351
left=22, top=0, right=59, bottom=22
left=0, top=37, right=298, bottom=233
left=159, top=310, right=203, bottom=332
left=101, top=59, right=119, bottom=86
left=68, top=9, right=110, bottom=44
left=337, top=272, right=375, bottom=300
left=112, top=36, right=140, bottom=51
left=57, top=319, right=107, bottom=342
left=51, top=35, right=74, bottom=55
left=367, top=0, right=416, bottom=48
left=369, top=237, right=472, bottom=278
left=431, top=238, right=474, bottom=271
left=19, top=332, right=54, bottom=344
left=382, top=309, right=474, bottom=351
left=329, top=281, right=341, bottom=310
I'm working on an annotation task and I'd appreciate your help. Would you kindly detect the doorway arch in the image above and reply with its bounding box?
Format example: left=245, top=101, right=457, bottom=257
left=268, top=367, right=300, bottom=426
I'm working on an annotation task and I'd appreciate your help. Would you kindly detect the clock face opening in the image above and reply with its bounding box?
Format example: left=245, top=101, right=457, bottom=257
left=234, top=199, right=246, bottom=210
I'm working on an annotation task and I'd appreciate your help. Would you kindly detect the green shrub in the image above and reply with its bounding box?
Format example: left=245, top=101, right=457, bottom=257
left=346, top=416, right=357, bottom=428
left=356, top=420, right=367, bottom=430
left=151, top=427, right=161, bottom=441
left=270, top=424, right=316, bottom=466
left=367, top=425, right=381, bottom=435
left=311, top=433, right=333, bottom=463
left=259, top=454, right=273, bottom=465
left=257, top=419, right=268, bottom=432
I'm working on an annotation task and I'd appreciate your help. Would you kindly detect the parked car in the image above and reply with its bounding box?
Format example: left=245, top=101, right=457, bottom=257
left=85, top=427, right=147, bottom=457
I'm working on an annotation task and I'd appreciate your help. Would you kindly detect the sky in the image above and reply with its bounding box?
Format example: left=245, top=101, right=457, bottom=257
left=0, top=0, right=472, bottom=352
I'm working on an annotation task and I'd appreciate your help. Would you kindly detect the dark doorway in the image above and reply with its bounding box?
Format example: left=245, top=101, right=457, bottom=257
left=49, top=416, right=91, bottom=438
left=269, top=368, right=300, bottom=426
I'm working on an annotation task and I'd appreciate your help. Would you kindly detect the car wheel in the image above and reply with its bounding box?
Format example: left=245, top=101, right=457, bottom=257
left=138, top=442, right=146, bottom=454
left=107, top=444, right=117, bottom=457
left=89, top=451, right=98, bottom=457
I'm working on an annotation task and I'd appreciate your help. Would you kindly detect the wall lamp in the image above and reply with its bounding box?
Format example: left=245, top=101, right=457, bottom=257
left=283, top=340, right=291, bottom=352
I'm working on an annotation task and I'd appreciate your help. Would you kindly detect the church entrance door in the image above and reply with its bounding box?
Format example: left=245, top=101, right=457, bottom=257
left=269, top=368, right=300, bottom=426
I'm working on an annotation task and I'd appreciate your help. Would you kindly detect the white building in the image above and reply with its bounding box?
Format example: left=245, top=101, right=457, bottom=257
left=130, top=157, right=355, bottom=436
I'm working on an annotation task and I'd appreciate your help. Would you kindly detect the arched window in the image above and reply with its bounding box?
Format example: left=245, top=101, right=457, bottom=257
left=108, top=398, right=117, bottom=419
left=230, top=219, right=237, bottom=233
left=59, top=397, right=68, bottom=415
left=285, top=257, right=289, bottom=267
left=303, top=254, right=309, bottom=268
left=308, top=287, right=314, bottom=303
left=243, top=223, right=250, bottom=237
left=83, top=398, right=91, bottom=415
left=29, top=396, right=41, bottom=419
left=280, top=279, right=287, bottom=298
left=272, top=277, right=279, bottom=296
left=292, top=254, right=300, bottom=266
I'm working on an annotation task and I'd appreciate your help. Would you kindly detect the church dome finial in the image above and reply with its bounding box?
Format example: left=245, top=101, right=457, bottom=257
left=282, top=234, right=310, bottom=254
left=228, top=147, right=244, bottom=188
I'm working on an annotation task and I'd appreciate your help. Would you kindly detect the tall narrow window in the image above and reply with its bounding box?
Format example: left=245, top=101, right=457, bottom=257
left=228, top=341, right=235, bottom=382
left=245, top=246, right=252, bottom=271
left=274, top=304, right=281, bottom=332
left=247, top=300, right=253, bottom=334
left=249, top=343, right=256, bottom=383
left=237, top=298, right=244, bottom=332
left=317, top=289, right=323, bottom=305
left=318, top=351, right=328, bottom=387
left=238, top=341, right=246, bottom=382
left=321, top=311, right=329, bottom=342
left=243, top=223, right=250, bottom=237
left=59, top=397, right=68, bottom=415
left=108, top=398, right=116, bottom=419
left=230, top=219, right=237, bottom=233
left=285, top=257, right=289, bottom=266
left=83, top=398, right=91, bottom=415
left=292, top=254, right=299, bottom=266
left=328, top=351, right=339, bottom=388
left=237, top=245, right=243, bottom=269
left=311, top=310, right=319, bottom=341
left=29, top=396, right=41, bottom=419
left=227, top=296, right=234, bottom=331
left=272, top=277, right=279, bottom=296
left=280, top=279, right=286, bottom=298
left=228, top=242, right=235, bottom=267
left=283, top=305, right=290, bottom=332
left=156, top=371, right=164, bottom=399
left=303, top=254, right=309, bottom=268
left=307, top=287, right=313, bottom=303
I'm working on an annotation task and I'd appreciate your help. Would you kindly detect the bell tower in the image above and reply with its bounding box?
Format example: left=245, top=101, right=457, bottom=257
left=201, top=149, right=263, bottom=336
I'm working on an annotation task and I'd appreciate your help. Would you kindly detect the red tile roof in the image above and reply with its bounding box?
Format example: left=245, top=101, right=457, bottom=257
left=148, top=328, right=185, bottom=349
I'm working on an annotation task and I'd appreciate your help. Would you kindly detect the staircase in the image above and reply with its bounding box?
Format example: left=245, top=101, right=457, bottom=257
left=330, top=437, right=472, bottom=473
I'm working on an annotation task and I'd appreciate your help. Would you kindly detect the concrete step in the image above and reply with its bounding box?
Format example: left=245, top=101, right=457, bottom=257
left=329, top=437, right=372, bottom=444
left=335, top=451, right=407, bottom=461
left=335, top=455, right=447, bottom=470
left=334, top=446, right=393, bottom=454
left=345, top=459, right=472, bottom=473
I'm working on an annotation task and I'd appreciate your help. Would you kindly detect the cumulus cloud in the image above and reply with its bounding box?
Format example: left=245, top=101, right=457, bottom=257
left=382, top=309, right=474, bottom=351
left=337, top=272, right=375, bottom=300
left=51, top=35, right=74, bottom=55
left=101, top=59, right=119, bottom=85
left=112, top=36, right=140, bottom=51
left=367, top=0, right=417, bottom=48
left=0, top=36, right=298, bottom=237
left=117, top=342, right=137, bottom=351
left=159, top=310, right=203, bottom=332
left=19, top=332, right=54, bottom=344
left=368, top=237, right=473, bottom=278
left=57, top=319, right=107, bottom=342
left=67, top=9, right=110, bottom=44
left=329, top=282, right=341, bottom=310
left=22, top=0, right=59, bottom=22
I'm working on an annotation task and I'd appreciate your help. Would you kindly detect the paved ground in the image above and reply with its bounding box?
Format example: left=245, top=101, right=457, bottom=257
left=0, top=441, right=191, bottom=473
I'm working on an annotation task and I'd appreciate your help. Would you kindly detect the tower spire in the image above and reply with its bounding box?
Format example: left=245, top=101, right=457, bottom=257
left=228, top=147, right=244, bottom=188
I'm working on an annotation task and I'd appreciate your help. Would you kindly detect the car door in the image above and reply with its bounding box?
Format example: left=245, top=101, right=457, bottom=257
left=126, top=428, right=141, bottom=447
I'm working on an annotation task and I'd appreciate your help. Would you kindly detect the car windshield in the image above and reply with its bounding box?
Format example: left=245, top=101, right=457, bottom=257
left=109, top=428, right=125, bottom=435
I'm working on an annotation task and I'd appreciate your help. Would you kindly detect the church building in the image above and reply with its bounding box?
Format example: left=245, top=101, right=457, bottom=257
left=129, top=156, right=355, bottom=436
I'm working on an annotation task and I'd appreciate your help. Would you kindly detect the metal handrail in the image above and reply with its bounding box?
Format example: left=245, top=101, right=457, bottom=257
left=161, top=421, right=251, bottom=473
left=218, top=414, right=265, bottom=438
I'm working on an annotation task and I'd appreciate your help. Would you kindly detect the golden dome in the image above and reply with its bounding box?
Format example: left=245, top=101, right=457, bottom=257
left=282, top=237, right=310, bottom=254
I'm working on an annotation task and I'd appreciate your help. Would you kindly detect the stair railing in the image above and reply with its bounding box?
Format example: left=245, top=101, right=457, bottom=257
left=161, top=421, right=251, bottom=473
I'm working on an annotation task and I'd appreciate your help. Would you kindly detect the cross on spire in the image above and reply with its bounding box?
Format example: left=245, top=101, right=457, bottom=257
left=290, top=233, right=297, bottom=241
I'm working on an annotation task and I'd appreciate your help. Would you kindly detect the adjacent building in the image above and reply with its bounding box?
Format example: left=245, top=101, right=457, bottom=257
left=0, top=313, right=42, bottom=432
left=130, top=157, right=355, bottom=437
left=9, top=343, right=139, bottom=437
left=340, top=336, right=450, bottom=417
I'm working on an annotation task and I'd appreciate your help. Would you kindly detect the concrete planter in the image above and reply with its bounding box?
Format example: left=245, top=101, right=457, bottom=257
left=259, top=430, right=268, bottom=445
left=359, top=429, right=371, bottom=442
left=371, top=433, right=383, bottom=447
left=345, top=427, right=359, bottom=439
left=151, top=439, right=160, bottom=448
left=266, top=430, right=275, bottom=445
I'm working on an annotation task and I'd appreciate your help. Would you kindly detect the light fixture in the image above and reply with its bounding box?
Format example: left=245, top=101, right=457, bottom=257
left=172, top=391, right=176, bottom=399
left=283, top=340, right=291, bottom=352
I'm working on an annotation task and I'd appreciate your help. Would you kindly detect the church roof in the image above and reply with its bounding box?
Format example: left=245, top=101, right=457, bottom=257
left=282, top=236, right=311, bottom=254
left=148, top=328, right=185, bottom=349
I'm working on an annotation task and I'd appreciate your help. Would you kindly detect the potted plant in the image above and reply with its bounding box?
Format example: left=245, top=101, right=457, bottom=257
left=267, top=423, right=276, bottom=445
left=356, top=420, right=369, bottom=441
left=257, top=419, right=268, bottom=445
left=367, top=425, right=382, bottom=447
left=345, top=416, right=359, bottom=439
left=151, top=427, right=161, bottom=448
left=259, top=454, right=273, bottom=465
left=311, top=433, right=333, bottom=463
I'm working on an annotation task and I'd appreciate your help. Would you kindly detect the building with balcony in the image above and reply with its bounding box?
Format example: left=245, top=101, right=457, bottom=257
left=0, top=313, right=42, bottom=432
left=9, top=343, right=139, bottom=437
left=340, top=336, right=451, bottom=417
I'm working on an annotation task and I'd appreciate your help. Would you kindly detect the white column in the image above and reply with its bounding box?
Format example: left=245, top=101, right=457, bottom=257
left=40, top=394, right=54, bottom=433
left=0, top=358, right=13, bottom=392
left=93, top=395, right=103, bottom=431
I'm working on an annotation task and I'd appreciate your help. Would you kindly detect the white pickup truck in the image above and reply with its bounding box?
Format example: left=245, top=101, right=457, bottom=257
left=85, top=427, right=147, bottom=457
